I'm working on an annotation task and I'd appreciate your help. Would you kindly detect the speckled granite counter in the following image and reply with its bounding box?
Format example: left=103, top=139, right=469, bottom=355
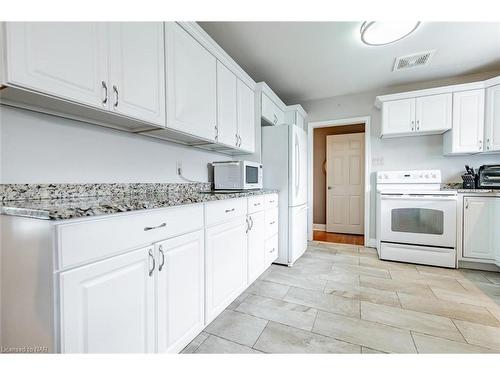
left=0, top=183, right=279, bottom=220
left=441, top=183, right=500, bottom=194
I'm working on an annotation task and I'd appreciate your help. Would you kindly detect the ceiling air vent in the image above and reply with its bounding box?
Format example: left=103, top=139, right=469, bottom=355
left=393, top=50, right=434, bottom=72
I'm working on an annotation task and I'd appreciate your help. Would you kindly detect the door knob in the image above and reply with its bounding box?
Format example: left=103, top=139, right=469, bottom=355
left=328, top=186, right=332, bottom=190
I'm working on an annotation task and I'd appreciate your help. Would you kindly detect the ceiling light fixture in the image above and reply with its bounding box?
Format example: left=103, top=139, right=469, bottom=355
left=360, top=21, right=420, bottom=46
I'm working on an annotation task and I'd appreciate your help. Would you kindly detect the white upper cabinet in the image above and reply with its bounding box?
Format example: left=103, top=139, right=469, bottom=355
left=237, top=79, right=256, bottom=153
left=166, top=22, right=217, bottom=141
left=60, top=246, right=156, bottom=353
left=4, top=22, right=109, bottom=109
left=415, top=94, right=452, bottom=133
left=261, top=92, right=285, bottom=126
left=109, top=22, right=166, bottom=126
left=156, top=230, right=204, bottom=354
left=216, top=61, right=238, bottom=147
left=381, top=98, right=415, bottom=136
left=485, top=84, right=500, bottom=152
left=443, top=89, right=485, bottom=155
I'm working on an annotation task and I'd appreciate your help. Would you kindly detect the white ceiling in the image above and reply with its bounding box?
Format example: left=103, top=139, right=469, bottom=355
left=198, top=22, right=500, bottom=104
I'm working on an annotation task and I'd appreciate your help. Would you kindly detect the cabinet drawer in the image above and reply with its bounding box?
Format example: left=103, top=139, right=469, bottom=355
left=248, top=195, right=265, bottom=214
left=264, top=193, right=279, bottom=210
left=265, top=234, right=278, bottom=264
left=57, top=204, right=204, bottom=270
left=205, top=198, right=247, bottom=227
left=265, top=208, right=279, bottom=238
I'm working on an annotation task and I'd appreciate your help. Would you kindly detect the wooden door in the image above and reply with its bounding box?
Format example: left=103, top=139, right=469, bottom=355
left=156, top=230, right=204, bottom=354
left=326, top=133, right=365, bottom=234
left=60, top=246, right=155, bottom=353
left=109, top=22, right=166, bottom=126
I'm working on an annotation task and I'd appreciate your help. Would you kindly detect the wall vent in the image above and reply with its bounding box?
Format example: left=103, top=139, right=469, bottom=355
left=393, top=50, right=434, bottom=72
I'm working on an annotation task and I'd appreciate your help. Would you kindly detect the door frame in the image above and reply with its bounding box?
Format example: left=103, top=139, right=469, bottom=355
left=307, top=116, right=372, bottom=247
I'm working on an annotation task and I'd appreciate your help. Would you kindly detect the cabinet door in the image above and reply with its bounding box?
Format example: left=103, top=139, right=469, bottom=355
left=205, top=218, right=247, bottom=324
left=247, top=211, right=266, bottom=284
left=485, top=84, right=500, bottom=152
left=109, top=22, right=166, bottom=126
left=5, top=22, right=108, bottom=109
left=463, top=197, right=495, bottom=260
left=237, top=79, right=256, bottom=152
left=216, top=61, right=238, bottom=147
left=415, top=93, right=452, bottom=133
left=261, top=93, right=284, bottom=126
left=156, top=230, right=204, bottom=354
left=166, top=22, right=217, bottom=141
left=60, top=247, right=155, bottom=353
left=451, top=90, right=485, bottom=153
left=381, top=98, right=415, bottom=136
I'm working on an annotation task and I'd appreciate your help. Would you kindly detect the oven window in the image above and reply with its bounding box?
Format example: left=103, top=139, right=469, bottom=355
left=391, top=208, right=444, bottom=235
left=246, top=166, right=258, bottom=184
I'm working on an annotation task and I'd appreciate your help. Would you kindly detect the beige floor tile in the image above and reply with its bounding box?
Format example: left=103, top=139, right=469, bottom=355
left=236, top=294, right=318, bottom=331
left=254, top=321, right=360, bottom=353
left=458, top=269, right=493, bottom=283
left=332, top=263, right=391, bottom=279
left=195, top=335, right=261, bottom=354
left=283, top=286, right=360, bottom=318
left=454, top=320, right=500, bottom=351
left=263, top=268, right=327, bottom=291
left=361, top=347, right=387, bottom=354
left=360, top=301, right=464, bottom=342
left=319, top=270, right=360, bottom=285
left=398, top=292, right=500, bottom=327
left=325, top=280, right=400, bottom=307
left=246, top=280, right=290, bottom=300
left=411, top=332, right=495, bottom=354
left=204, top=310, right=268, bottom=347
left=181, top=332, right=209, bottom=353
left=312, top=310, right=416, bottom=353
left=359, top=275, right=435, bottom=298
left=323, top=253, right=360, bottom=265
left=429, top=287, right=496, bottom=308
left=226, top=292, right=249, bottom=310
left=359, top=247, right=378, bottom=255
left=482, top=271, right=500, bottom=285
left=359, top=256, right=418, bottom=271
left=390, top=269, right=468, bottom=291
left=416, top=265, right=466, bottom=279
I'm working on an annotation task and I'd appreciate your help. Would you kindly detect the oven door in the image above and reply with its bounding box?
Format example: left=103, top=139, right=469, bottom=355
left=380, top=194, right=457, bottom=248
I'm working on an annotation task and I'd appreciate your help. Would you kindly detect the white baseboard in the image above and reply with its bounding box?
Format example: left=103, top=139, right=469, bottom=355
left=366, top=238, right=377, bottom=248
left=313, top=223, right=326, bottom=231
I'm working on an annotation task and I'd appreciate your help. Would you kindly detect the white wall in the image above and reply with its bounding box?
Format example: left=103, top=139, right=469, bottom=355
left=304, top=71, right=500, bottom=242
left=0, top=106, right=232, bottom=184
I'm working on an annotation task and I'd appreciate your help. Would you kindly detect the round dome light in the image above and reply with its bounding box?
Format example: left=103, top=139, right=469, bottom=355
left=360, top=21, right=420, bottom=46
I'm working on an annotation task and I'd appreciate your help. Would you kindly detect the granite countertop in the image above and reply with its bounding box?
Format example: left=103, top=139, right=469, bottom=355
left=440, top=183, right=500, bottom=194
left=0, top=183, right=279, bottom=221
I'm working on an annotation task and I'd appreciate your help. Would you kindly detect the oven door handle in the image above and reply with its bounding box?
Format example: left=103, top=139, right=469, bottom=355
left=381, top=195, right=457, bottom=201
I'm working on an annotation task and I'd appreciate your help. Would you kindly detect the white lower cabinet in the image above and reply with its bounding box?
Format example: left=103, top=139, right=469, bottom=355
left=60, top=246, right=156, bottom=353
left=463, top=196, right=500, bottom=262
left=205, top=216, right=248, bottom=324
left=247, top=210, right=266, bottom=284
left=156, top=230, right=204, bottom=354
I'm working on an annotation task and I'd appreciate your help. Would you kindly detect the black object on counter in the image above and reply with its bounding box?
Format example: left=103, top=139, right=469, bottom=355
left=477, top=165, right=500, bottom=189
left=462, top=164, right=478, bottom=189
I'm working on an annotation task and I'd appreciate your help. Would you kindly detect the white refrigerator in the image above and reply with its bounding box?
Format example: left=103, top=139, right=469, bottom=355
left=262, top=124, right=308, bottom=266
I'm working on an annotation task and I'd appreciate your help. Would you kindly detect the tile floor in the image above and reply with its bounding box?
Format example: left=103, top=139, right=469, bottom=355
left=182, top=241, right=500, bottom=354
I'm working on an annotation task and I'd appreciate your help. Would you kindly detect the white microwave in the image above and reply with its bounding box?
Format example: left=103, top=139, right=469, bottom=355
left=213, top=161, right=263, bottom=190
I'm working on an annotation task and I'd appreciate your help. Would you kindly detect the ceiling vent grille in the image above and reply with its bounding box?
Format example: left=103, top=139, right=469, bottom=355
left=393, top=50, right=434, bottom=72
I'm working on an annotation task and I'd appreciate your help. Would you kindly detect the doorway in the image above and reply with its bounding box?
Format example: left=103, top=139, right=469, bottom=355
left=312, top=123, right=366, bottom=245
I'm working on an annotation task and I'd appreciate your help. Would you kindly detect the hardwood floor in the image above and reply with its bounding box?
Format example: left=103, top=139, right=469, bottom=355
left=313, top=230, right=364, bottom=245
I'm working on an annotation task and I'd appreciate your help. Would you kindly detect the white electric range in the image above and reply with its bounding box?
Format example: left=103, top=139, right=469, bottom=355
left=376, top=170, right=458, bottom=268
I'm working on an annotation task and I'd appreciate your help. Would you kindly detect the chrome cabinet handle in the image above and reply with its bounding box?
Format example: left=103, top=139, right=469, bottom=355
left=245, top=217, right=250, bottom=233
left=158, top=245, right=165, bottom=272
left=144, top=222, right=166, bottom=231
left=101, top=81, right=108, bottom=105
left=479, top=139, right=483, bottom=151
left=113, top=85, right=119, bottom=108
left=465, top=199, right=469, bottom=209
left=269, top=200, right=275, bottom=203
left=249, top=216, right=254, bottom=230
left=486, top=138, right=490, bottom=150
left=269, top=247, right=275, bottom=253
left=411, top=120, right=415, bottom=131
left=214, top=125, right=218, bottom=141
left=273, top=114, right=278, bottom=124
left=148, top=249, right=155, bottom=277
left=235, top=134, right=239, bottom=146
left=270, top=220, right=276, bottom=225
left=254, top=202, right=261, bottom=207
left=237, top=135, right=241, bottom=147
left=416, top=120, right=420, bottom=131
left=225, top=208, right=235, bottom=213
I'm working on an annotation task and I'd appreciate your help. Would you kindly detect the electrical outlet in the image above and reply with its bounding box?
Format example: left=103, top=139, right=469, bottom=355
left=372, top=157, right=384, bottom=166
left=176, top=161, right=182, bottom=175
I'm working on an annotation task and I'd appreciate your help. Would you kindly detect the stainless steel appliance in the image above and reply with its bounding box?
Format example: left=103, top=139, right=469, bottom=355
left=376, top=170, right=457, bottom=268
left=477, top=165, right=500, bottom=189
left=212, top=160, right=263, bottom=190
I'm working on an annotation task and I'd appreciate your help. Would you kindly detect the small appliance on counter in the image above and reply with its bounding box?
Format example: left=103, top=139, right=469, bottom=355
left=461, top=165, right=477, bottom=189
left=212, top=160, right=263, bottom=190
left=477, top=164, right=500, bottom=189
